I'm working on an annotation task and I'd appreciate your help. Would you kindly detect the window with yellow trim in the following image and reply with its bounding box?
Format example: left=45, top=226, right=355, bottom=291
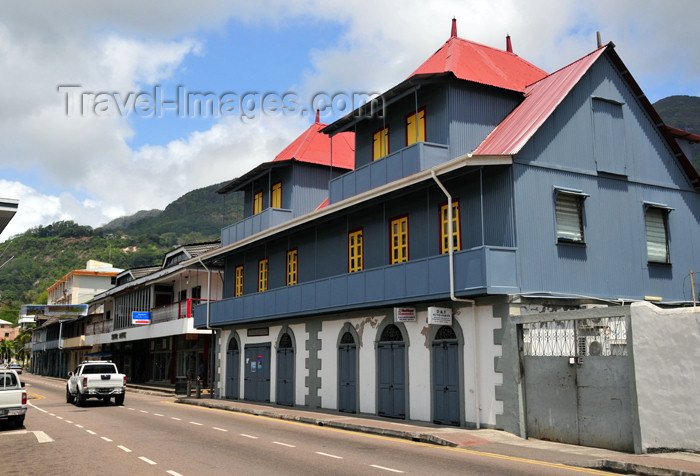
left=271, top=182, right=282, bottom=209
left=390, top=216, right=408, bottom=264
left=372, top=126, right=389, bottom=161
left=348, top=229, right=363, bottom=273
left=234, top=265, right=244, bottom=297
left=258, top=258, right=268, bottom=292
left=286, top=249, right=298, bottom=286
left=253, top=191, right=263, bottom=215
left=406, top=108, right=425, bottom=146
left=440, top=201, right=461, bottom=254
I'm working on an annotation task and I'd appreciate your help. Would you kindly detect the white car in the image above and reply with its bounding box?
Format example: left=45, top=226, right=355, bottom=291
left=0, top=369, right=27, bottom=427
left=66, top=361, right=126, bottom=406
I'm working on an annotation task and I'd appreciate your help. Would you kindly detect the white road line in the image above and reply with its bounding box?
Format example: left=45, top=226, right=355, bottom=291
left=140, top=410, right=148, bottom=413
left=154, top=413, right=164, bottom=416
left=171, top=417, right=182, bottom=421
left=370, top=465, right=404, bottom=473
left=166, top=471, right=183, bottom=476
left=189, top=421, right=203, bottom=426
left=138, top=456, right=157, bottom=465
left=212, top=427, right=228, bottom=432
left=49, top=413, right=55, bottom=416
left=273, top=441, right=296, bottom=448
left=32, top=431, right=54, bottom=443
left=86, top=430, right=96, bottom=435
left=128, top=408, right=135, bottom=411
left=75, top=424, right=83, bottom=428
left=316, top=452, right=343, bottom=459
left=65, top=420, right=73, bottom=423
left=101, top=437, right=113, bottom=442
left=240, top=434, right=258, bottom=439
left=118, top=445, right=132, bottom=453
left=28, top=403, right=47, bottom=413
left=56, top=416, right=63, bottom=420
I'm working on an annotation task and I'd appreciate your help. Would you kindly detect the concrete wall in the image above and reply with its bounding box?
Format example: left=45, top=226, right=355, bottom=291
left=630, top=301, right=700, bottom=453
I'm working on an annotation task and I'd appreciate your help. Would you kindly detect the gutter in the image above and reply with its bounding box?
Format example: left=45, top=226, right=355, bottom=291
left=430, top=169, right=481, bottom=430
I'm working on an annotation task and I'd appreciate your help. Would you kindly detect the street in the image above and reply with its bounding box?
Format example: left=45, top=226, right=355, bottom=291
left=5, top=374, right=614, bottom=476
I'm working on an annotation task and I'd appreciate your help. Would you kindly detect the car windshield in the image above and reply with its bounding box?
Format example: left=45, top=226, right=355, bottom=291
left=82, top=364, right=117, bottom=374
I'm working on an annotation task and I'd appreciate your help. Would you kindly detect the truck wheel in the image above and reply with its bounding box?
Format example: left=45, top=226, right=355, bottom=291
left=66, top=386, right=74, bottom=404
left=76, top=391, right=85, bottom=407
left=115, top=394, right=124, bottom=406
left=13, top=416, right=24, bottom=428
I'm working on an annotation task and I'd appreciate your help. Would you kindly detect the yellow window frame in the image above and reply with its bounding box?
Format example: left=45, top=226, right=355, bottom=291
left=390, top=216, right=409, bottom=264
left=348, top=229, right=363, bottom=273
left=440, top=201, right=461, bottom=254
left=286, top=249, right=298, bottom=286
left=258, top=258, right=268, bottom=292
left=372, top=126, right=389, bottom=161
left=234, top=265, right=244, bottom=297
left=253, top=191, right=263, bottom=215
left=271, top=182, right=282, bottom=209
left=406, top=108, right=425, bottom=146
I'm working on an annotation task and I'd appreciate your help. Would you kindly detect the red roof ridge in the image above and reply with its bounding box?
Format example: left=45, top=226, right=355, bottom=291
left=524, top=43, right=611, bottom=93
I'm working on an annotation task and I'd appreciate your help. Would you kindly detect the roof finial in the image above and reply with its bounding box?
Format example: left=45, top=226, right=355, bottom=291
left=506, top=34, right=513, bottom=53
left=451, top=17, right=457, bottom=38
left=315, top=109, right=320, bottom=124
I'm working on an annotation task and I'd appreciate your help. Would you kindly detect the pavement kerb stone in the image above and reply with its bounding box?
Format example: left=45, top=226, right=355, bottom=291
left=569, top=459, right=700, bottom=476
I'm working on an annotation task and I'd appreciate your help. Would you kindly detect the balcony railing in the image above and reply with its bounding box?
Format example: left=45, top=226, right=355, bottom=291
left=329, top=142, right=450, bottom=204
left=151, top=298, right=209, bottom=324
left=221, top=208, right=293, bottom=246
left=194, top=246, right=519, bottom=328
left=86, top=320, right=113, bottom=336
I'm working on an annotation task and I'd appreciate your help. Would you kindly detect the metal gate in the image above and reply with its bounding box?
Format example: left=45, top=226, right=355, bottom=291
left=244, top=344, right=270, bottom=403
left=338, top=332, right=357, bottom=413
left=432, top=326, right=460, bottom=425
left=377, top=324, right=405, bottom=419
left=225, top=338, right=240, bottom=399
left=276, top=333, right=294, bottom=406
left=521, top=315, right=633, bottom=451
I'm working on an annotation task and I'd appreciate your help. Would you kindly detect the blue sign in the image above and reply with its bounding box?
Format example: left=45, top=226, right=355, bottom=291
left=132, top=311, right=151, bottom=325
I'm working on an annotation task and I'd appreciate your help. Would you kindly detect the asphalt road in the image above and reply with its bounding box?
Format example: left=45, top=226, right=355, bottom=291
left=5, top=374, right=614, bottom=476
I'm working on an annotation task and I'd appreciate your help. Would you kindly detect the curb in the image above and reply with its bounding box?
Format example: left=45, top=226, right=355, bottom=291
left=176, top=397, right=456, bottom=447
left=570, top=459, right=700, bottom=476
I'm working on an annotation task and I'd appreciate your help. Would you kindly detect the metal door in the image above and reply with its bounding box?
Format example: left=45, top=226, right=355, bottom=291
left=225, top=339, right=240, bottom=399
left=338, top=332, right=357, bottom=413
left=432, top=326, right=460, bottom=425
left=244, top=344, right=270, bottom=402
left=377, top=324, right=405, bottom=419
left=276, top=333, right=294, bottom=406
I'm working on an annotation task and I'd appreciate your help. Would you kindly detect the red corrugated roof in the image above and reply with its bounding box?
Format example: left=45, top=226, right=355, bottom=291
left=409, top=35, right=548, bottom=92
left=274, top=117, right=355, bottom=170
left=474, top=46, right=608, bottom=156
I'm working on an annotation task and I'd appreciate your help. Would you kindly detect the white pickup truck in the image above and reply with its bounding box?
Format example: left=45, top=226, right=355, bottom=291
left=66, top=361, right=126, bottom=406
left=0, top=369, right=27, bottom=428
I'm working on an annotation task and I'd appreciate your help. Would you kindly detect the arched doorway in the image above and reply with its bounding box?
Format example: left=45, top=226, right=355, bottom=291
left=432, top=325, right=460, bottom=425
left=338, top=331, right=357, bottom=413
left=276, top=332, right=294, bottom=406
left=225, top=336, right=240, bottom=399
left=377, top=324, right=405, bottom=419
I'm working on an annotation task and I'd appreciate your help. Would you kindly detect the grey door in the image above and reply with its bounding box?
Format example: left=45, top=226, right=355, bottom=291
left=276, top=333, right=294, bottom=406
left=338, top=332, right=357, bottom=413
left=377, top=324, right=405, bottom=419
left=225, top=339, right=240, bottom=399
left=244, top=344, right=270, bottom=403
left=432, top=326, right=460, bottom=425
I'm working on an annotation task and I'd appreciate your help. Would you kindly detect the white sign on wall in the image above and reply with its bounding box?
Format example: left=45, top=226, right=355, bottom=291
left=394, top=307, right=416, bottom=322
left=427, top=306, right=452, bottom=325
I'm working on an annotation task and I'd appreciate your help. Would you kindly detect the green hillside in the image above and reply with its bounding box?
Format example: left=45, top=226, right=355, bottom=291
left=653, top=95, right=700, bottom=172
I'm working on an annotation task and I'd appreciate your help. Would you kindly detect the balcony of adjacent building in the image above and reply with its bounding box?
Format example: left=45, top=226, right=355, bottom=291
left=329, top=141, right=449, bottom=205
left=221, top=207, right=293, bottom=247
left=85, top=298, right=213, bottom=346
left=194, top=245, right=519, bottom=328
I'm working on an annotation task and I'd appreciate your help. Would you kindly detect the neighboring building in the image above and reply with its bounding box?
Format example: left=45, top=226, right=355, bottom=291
left=86, top=242, right=221, bottom=387
left=47, top=260, right=121, bottom=305
left=186, top=19, right=700, bottom=453
left=0, top=197, right=18, bottom=237
left=0, top=318, right=19, bottom=342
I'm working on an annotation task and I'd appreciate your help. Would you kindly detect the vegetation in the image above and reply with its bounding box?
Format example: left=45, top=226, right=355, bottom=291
left=654, top=95, right=700, bottom=173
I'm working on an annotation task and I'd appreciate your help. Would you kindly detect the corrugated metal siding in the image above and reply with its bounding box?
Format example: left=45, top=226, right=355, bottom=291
left=482, top=167, right=515, bottom=247
left=448, top=81, right=521, bottom=158
left=291, top=163, right=334, bottom=217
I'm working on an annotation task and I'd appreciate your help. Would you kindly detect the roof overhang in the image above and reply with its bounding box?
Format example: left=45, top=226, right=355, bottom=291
left=0, top=198, right=19, bottom=236
left=216, top=160, right=290, bottom=195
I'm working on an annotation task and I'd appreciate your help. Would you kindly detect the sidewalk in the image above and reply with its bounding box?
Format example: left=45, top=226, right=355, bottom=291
left=173, top=395, right=700, bottom=476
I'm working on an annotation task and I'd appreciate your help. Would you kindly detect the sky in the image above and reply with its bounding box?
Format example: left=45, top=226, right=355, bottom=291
left=1, top=0, right=699, bottom=241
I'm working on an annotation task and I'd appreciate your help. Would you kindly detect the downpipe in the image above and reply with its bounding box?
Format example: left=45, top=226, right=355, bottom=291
left=431, top=170, right=480, bottom=429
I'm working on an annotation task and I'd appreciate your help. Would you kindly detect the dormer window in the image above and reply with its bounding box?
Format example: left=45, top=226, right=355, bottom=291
left=271, top=182, right=282, bottom=209
left=372, top=126, right=389, bottom=161
left=253, top=190, right=263, bottom=214
left=406, top=108, right=425, bottom=146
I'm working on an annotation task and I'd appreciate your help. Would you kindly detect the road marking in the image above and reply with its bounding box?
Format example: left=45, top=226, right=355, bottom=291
left=75, top=424, right=84, bottom=428
left=56, top=416, right=63, bottom=420
left=240, top=434, right=258, bottom=439
left=189, top=421, right=203, bottom=426
left=27, top=392, right=45, bottom=400
left=86, top=430, right=96, bottom=435
left=48, top=413, right=55, bottom=416
left=101, top=436, right=113, bottom=442
left=213, top=427, right=228, bottom=432
left=138, top=456, right=157, bottom=465
left=128, top=408, right=135, bottom=411
left=28, top=403, right=47, bottom=413
left=140, top=410, right=148, bottom=413
left=65, top=420, right=73, bottom=423
left=273, top=441, right=295, bottom=448
left=171, top=417, right=182, bottom=421
left=166, top=471, right=183, bottom=476
left=370, top=465, right=404, bottom=473
left=33, top=431, right=54, bottom=443
left=316, top=452, right=342, bottom=459
left=118, top=445, right=132, bottom=453
left=154, top=413, right=164, bottom=416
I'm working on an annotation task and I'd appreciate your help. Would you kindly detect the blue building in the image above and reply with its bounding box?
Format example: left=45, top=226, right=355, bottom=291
left=190, top=20, right=700, bottom=438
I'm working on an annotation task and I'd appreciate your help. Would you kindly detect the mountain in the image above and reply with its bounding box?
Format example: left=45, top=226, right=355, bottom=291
left=653, top=95, right=700, bottom=172
left=0, top=182, right=243, bottom=323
